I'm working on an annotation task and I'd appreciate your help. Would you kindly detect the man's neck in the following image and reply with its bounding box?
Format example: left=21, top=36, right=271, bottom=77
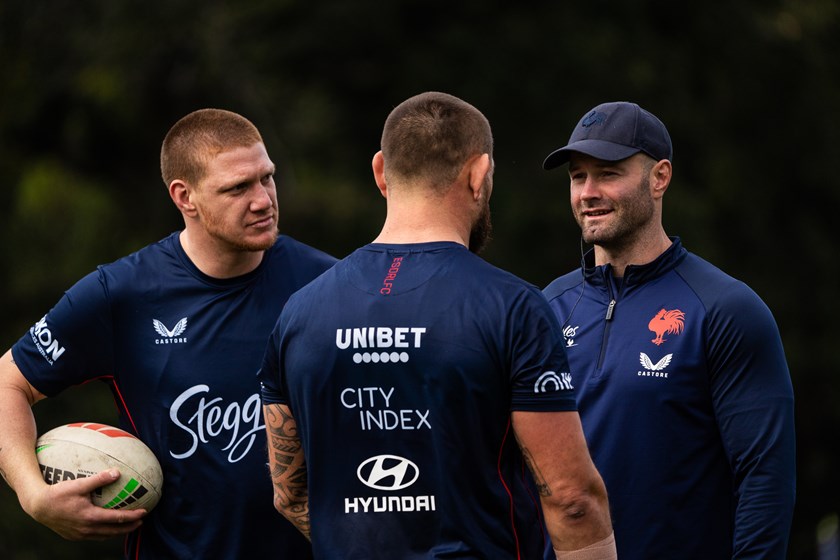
left=373, top=198, right=469, bottom=248
left=594, top=231, right=672, bottom=276
left=179, top=230, right=265, bottom=279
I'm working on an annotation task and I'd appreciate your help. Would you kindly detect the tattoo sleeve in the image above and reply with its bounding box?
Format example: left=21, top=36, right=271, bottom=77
left=264, top=404, right=310, bottom=540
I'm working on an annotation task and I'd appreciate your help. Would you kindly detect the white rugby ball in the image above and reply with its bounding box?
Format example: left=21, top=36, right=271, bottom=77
left=36, top=422, right=163, bottom=511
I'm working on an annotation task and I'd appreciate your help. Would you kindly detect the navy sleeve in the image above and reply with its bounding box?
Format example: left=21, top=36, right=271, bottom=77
left=257, top=314, right=288, bottom=406
left=704, top=281, right=796, bottom=558
left=11, top=269, right=114, bottom=396
left=508, top=288, right=577, bottom=412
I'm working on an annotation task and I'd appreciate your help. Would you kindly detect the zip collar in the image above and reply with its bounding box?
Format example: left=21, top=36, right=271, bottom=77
left=582, top=236, right=687, bottom=289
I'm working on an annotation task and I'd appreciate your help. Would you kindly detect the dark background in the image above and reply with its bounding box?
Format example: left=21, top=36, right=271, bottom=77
left=1, top=1, right=837, bottom=558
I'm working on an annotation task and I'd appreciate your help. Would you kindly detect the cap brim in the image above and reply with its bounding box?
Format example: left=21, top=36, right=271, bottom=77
left=542, top=140, right=641, bottom=170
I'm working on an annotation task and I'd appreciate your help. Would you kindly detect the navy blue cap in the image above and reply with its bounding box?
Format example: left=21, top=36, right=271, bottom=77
left=543, top=102, right=672, bottom=170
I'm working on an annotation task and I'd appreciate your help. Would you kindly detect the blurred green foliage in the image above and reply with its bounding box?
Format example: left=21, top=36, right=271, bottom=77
left=1, top=0, right=838, bottom=558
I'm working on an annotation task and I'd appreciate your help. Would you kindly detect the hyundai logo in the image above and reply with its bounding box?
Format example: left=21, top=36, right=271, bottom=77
left=357, top=454, right=419, bottom=491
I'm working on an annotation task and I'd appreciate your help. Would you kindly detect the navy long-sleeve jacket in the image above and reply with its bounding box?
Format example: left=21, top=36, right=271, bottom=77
left=543, top=237, right=795, bottom=559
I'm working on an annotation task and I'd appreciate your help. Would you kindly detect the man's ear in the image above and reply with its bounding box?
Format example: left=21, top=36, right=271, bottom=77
left=169, top=180, right=197, bottom=216
left=372, top=151, right=388, bottom=199
left=651, top=160, right=672, bottom=199
left=467, top=153, right=491, bottom=201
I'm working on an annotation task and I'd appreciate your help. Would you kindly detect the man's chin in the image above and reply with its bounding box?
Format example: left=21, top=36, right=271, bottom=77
left=253, top=233, right=279, bottom=251
left=236, top=230, right=278, bottom=252
left=580, top=226, right=607, bottom=246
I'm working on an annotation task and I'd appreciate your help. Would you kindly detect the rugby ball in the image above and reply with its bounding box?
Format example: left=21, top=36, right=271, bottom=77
left=36, top=422, right=163, bottom=511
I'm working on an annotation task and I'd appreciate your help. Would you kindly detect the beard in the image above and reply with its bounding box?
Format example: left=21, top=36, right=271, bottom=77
left=202, top=210, right=279, bottom=252
left=576, top=175, right=654, bottom=250
left=469, top=200, right=493, bottom=255
left=210, top=226, right=279, bottom=252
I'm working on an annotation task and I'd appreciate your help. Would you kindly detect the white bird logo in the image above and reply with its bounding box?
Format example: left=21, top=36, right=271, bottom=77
left=153, top=318, right=188, bottom=338
left=639, top=352, right=672, bottom=371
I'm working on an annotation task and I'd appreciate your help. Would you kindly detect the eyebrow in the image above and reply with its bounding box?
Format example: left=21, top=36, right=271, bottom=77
left=217, top=164, right=276, bottom=191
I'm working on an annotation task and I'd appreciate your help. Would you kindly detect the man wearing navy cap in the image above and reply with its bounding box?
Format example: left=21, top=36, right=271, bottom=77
left=541, top=102, right=796, bottom=559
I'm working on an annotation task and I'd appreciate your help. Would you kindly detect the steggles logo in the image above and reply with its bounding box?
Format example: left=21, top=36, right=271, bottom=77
left=562, top=325, right=579, bottom=347
left=153, top=318, right=188, bottom=345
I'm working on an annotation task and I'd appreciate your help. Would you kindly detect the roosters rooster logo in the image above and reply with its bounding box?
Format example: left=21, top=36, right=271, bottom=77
left=648, top=309, right=685, bottom=346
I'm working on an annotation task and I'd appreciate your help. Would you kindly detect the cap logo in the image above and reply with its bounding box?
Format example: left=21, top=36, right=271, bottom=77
left=581, top=110, right=606, bottom=128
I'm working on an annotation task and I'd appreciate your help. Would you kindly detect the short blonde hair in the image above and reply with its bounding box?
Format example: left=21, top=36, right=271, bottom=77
left=160, top=108, right=263, bottom=186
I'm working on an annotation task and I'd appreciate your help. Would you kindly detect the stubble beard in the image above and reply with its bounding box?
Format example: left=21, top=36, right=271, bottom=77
left=226, top=228, right=279, bottom=252
left=203, top=213, right=279, bottom=253
left=577, top=175, right=654, bottom=251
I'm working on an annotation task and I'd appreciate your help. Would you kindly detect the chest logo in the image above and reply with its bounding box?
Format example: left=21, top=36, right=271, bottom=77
left=638, top=352, right=673, bottom=379
left=562, top=325, right=579, bottom=347
left=154, top=318, right=187, bottom=337
left=640, top=353, right=672, bottom=371
left=153, top=318, right=189, bottom=345
left=648, top=308, right=685, bottom=346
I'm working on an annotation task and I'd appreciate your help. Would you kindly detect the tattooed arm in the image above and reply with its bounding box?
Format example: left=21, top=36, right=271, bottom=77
left=263, top=403, right=310, bottom=540
left=511, top=410, right=615, bottom=558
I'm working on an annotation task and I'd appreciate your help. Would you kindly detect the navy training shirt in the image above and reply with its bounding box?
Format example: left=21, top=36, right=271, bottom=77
left=260, top=242, right=578, bottom=559
left=542, top=238, right=795, bottom=559
left=13, top=232, right=336, bottom=559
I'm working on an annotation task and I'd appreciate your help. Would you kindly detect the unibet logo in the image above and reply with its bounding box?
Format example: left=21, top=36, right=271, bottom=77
left=336, top=327, right=427, bottom=364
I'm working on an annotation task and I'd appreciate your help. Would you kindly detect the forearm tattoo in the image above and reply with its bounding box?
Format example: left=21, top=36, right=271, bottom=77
left=521, top=447, right=551, bottom=498
left=516, top=440, right=552, bottom=498
left=266, top=405, right=311, bottom=540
